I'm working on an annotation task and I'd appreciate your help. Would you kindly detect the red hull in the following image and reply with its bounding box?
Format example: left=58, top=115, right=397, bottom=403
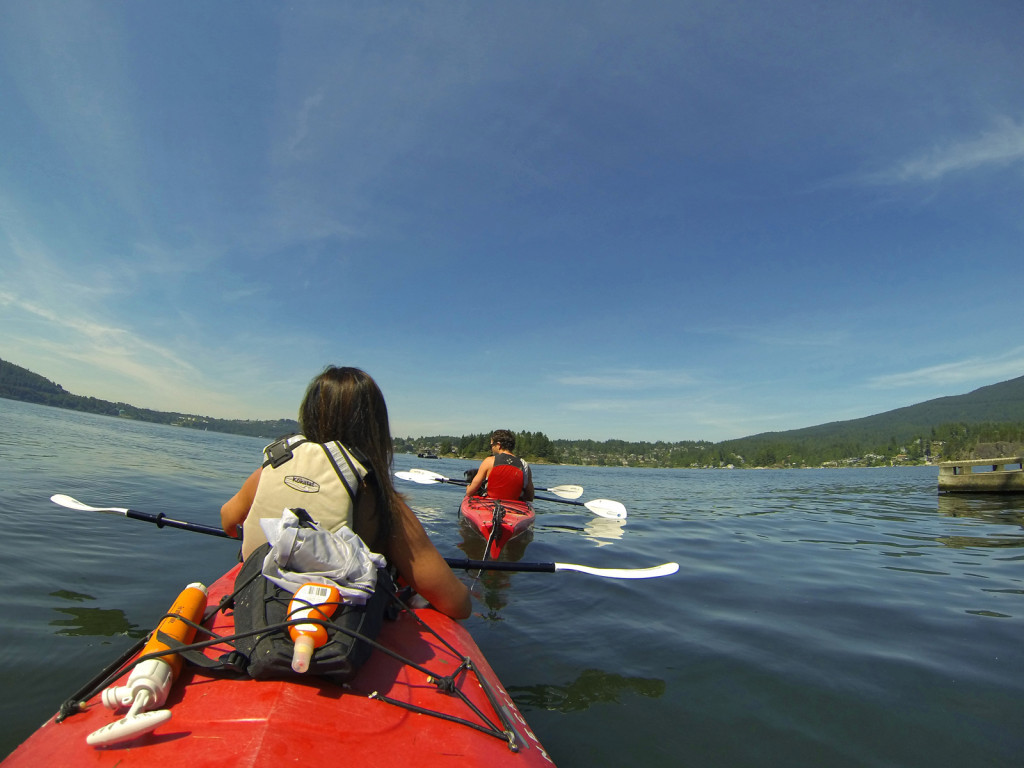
left=2, top=565, right=553, bottom=768
left=460, top=496, right=536, bottom=560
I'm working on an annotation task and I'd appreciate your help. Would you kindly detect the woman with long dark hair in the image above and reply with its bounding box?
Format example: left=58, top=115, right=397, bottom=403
left=221, top=366, right=470, bottom=619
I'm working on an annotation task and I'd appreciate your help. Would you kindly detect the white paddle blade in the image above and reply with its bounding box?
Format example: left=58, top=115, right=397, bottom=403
left=408, top=468, right=449, bottom=481
left=394, top=471, right=444, bottom=485
left=584, top=499, right=628, bottom=519
left=553, top=561, right=679, bottom=579
left=545, top=484, right=584, bottom=500
left=51, top=494, right=128, bottom=515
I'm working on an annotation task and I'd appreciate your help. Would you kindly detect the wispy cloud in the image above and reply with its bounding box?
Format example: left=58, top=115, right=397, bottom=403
left=284, top=89, right=325, bottom=159
left=0, top=290, right=198, bottom=371
left=864, top=117, right=1024, bottom=185
left=556, top=369, right=698, bottom=390
left=558, top=394, right=790, bottom=442
left=565, top=398, right=652, bottom=412
left=693, top=323, right=849, bottom=348
left=869, top=347, right=1024, bottom=389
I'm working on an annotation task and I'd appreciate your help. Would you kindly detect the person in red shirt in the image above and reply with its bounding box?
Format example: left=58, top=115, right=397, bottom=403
left=465, top=429, right=535, bottom=502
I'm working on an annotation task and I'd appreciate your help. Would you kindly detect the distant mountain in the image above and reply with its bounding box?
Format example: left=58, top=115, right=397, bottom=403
left=0, top=357, right=298, bottom=440
left=732, top=375, right=1024, bottom=445
left=711, top=375, right=1024, bottom=465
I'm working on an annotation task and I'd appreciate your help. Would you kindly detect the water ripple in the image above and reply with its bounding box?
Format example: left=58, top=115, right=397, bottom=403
left=3, top=403, right=1024, bottom=766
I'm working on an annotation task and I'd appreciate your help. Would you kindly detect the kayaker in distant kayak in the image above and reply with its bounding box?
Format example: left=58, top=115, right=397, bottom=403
left=221, top=366, right=471, bottom=619
left=465, top=429, right=535, bottom=502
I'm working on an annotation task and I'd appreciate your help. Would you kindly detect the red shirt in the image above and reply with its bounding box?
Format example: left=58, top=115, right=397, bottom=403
left=486, top=453, right=530, bottom=500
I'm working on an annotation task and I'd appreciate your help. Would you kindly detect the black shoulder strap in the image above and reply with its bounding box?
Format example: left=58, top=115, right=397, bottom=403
left=263, top=434, right=305, bottom=469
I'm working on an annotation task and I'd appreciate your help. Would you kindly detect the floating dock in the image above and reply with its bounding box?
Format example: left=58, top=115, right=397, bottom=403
left=937, top=456, right=1024, bottom=493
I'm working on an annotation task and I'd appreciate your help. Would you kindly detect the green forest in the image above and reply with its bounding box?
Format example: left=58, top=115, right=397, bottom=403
left=397, top=421, right=1024, bottom=468
left=4, top=357, right=1024, bottom=468
left=398, top=375, right=1024, bottom=467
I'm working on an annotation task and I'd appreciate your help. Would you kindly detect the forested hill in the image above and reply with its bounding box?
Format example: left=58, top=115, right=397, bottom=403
left=739, top=376, right=1024, bottom=444
left=402, top=375, right=1024, bottom=467
left=714, top=375, right=1024, bottom=465
left=0, top=358, right=298, bottom=439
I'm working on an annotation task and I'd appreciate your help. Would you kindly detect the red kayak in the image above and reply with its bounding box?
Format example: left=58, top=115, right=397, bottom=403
left=2, top=564, right=553, bottom=768
left=460, top=496, right=536, bottom=560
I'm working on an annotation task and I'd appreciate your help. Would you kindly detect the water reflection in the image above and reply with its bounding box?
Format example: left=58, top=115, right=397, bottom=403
left=508, top=668, right=666, bottom=713
left=937, top=494, right=1024, bottom=526
left=49, top=591, right=146, bottom=638
left=937, top=535, right=1024, bottom=550
left=456, top=519, right=533, bottom=563
left=582, top=517, right=626, bottom=546
left=469, top=572, right=514, bottom=621
left=936, top=494, right=1024, bottom=549
left=457, top=521, right=533, bottom=622
left=540, top=518, right=627, bottom=548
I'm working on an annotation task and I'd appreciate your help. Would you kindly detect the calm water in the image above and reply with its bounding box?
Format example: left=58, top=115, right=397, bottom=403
left=2, top=398, right=1023, bottom=766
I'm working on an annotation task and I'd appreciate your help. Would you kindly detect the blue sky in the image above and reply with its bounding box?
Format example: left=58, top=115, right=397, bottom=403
left=1, top=2, right=1022, bottom=442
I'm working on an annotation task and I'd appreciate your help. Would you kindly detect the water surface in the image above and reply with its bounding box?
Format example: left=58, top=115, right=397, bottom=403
left=1, top=399, right=1022, bottom=766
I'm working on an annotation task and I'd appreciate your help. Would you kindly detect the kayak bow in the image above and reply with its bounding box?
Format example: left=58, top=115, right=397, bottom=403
left=2, top=565, right=554, bottom=767
left=460, top=495, right=536, bottom=560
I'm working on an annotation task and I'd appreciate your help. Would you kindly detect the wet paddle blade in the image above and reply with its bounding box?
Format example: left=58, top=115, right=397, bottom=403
left=51, top=494, right=129, bottom=515
left=543, top=484, right=584, bottom=500
left=553, top=562, right=679, bottom=579
left=583, top=499, right=628, bottom=519
left=395, top=470, right=445, bottom=484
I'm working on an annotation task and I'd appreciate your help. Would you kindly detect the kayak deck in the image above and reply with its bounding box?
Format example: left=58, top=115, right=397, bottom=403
left=3, top=564, right=552, bottom=767
left=459, top=497, right=536, bottom=560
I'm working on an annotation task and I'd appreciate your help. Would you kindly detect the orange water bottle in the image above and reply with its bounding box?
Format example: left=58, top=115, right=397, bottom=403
left=287, top=582, right=342, bottom=673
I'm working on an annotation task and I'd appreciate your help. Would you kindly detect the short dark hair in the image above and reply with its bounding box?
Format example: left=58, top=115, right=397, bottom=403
left=490, top=429, right=516, bottom=451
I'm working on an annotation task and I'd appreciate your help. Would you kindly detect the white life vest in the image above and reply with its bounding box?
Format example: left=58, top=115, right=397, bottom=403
left=241, top=435, right=370, bottom=560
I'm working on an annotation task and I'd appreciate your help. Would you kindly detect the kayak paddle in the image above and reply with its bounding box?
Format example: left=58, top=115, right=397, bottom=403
left=444, top=558, right=678, bottom=579
left=50, top=495, right=674, bottom=579
left=395, top=469, right=627, bottom=519
left=50, top=494, right=231, bottom=538
left=401, top=468, right=584, bottom=499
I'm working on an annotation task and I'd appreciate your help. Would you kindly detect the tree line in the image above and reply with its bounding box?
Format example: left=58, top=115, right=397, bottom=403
left=398, top=421, right=1024, bottom=468
left=395, top=432, right=561, bottom=463
left=6, top=357, right=1023, bottom=467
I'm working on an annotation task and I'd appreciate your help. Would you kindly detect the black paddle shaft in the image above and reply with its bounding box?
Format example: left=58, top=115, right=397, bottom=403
left=444, top=558, right=556, bottom=573
left=125, top=509, right=231, bottom=538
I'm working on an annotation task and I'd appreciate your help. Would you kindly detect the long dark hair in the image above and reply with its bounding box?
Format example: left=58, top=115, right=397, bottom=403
left=298, top=366, right=399, bottom=541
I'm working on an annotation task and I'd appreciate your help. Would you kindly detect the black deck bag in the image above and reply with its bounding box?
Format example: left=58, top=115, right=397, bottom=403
left=231, top=542, right=394, bottom=685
